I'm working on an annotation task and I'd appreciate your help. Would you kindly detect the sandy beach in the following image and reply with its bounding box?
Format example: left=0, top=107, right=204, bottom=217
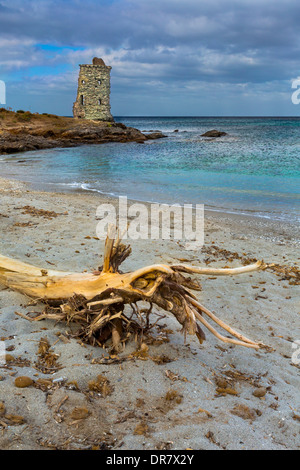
left=0, top=176, right=299, bottom=450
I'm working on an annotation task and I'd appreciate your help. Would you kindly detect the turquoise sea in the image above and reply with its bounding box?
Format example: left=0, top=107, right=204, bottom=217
left=1, top=116, right=299, bottom=224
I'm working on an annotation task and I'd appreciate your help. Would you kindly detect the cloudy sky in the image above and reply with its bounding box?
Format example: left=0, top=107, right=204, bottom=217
left=0, top=0, right=300, bottom=116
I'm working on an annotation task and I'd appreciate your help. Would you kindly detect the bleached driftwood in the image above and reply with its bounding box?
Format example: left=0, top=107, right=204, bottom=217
left=0, top=229, right=266, bottom=351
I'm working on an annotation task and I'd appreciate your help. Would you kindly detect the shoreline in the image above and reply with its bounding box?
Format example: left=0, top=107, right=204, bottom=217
left=1, top=174, right=299, bottom=246
left=1, top=136, right=299, bottom=231
left=0, top=175, right=299, bottom=450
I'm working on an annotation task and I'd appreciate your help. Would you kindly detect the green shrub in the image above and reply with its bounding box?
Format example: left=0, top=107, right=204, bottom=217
left=17, top=111, right=32, bottom=122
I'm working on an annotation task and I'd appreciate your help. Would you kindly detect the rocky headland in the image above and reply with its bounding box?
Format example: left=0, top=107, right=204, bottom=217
left=0, top=109, right=166, bottom=155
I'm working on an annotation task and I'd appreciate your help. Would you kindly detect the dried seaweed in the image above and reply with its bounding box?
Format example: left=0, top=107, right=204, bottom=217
left=34, top=337, right=62, bottom=374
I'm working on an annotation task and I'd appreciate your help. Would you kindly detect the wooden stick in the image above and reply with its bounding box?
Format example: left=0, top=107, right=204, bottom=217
left=102, top=226, right=116, bottom=273
left=193, top=310, right=260, bottom=349
left=188, top=296, right=259, bottom=345
left=171, top=260, right=263, bottom=275
left=87, top=296, right=124, bottom=308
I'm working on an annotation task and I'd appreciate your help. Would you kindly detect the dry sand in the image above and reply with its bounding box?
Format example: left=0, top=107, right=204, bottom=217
left=0, top=176, right=299, bottom=450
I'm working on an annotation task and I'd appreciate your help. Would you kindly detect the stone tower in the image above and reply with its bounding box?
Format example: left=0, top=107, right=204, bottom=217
left=73, top=57, right=113, bottom=121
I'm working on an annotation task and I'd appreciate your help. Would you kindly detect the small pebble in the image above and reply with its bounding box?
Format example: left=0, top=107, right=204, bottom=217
left=14, top=376, right=34, bottom=388
left=5, top=354, right=15, bottom=362
left=252, top=387, right=267, bottom=398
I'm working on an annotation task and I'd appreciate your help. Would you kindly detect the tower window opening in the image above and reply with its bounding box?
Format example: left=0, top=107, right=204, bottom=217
left=97, top=79, right=101, bottom=85
left=98, top=99, right=101, bottom=106
left=81, top=80, right=86, bottom=84
left=80, top=95, right=85, bottom=105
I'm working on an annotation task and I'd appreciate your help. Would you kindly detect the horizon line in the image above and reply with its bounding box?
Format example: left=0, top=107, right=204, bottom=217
left=61, top=114, right=300, bottom=119
left=113, top=115, right=300, bottom=118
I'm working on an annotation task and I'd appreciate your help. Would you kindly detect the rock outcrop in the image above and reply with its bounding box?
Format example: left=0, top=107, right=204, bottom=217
left=142, top=131, right=167, bottom=140
left=201, top=130, right=227, bottom=138
left=0, top=110, right=166, bottom=155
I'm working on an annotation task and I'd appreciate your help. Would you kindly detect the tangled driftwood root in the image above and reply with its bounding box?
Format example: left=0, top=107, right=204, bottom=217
left=0, top=227, right=267, bottom=352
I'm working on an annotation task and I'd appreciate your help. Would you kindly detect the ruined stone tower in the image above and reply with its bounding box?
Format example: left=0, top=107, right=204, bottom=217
left=73, top=57, right=113, bottom=121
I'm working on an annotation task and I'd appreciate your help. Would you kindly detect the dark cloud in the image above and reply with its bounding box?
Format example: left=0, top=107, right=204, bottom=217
left=1, top=0, right=299, bottom=114
left=1, top=1, right=300, bottom=76
left=0, top=1, right=299, bottom=49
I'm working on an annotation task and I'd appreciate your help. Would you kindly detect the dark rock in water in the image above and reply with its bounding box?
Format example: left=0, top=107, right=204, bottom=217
left=142, top=129, right=161, bottom=132
left=144, top=131, right=167, bottom=140
left=201, top=130, right=227, bottom=138
left=173, top=129, right=179, bottom=132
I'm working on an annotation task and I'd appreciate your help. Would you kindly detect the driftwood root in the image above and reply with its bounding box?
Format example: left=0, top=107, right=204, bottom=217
left=0, top=228, right=267, bottom=352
